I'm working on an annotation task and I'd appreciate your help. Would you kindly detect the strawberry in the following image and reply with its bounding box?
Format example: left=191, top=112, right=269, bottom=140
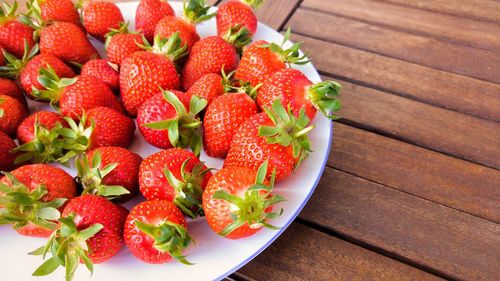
left=105, top=22, right=143, bottom=65
left=0, top=77, right=24, bottom=104
left=216, top=0, right=261, bottom=38
left=31, top=195, right=127, bottom=280
left=39, top=21, right=99, bottom=65
left=0, top=94, right=27, bottom=137
left=0, top=164, right=77, bottom=237
left=81, top=59, right=120, bottom=91
left=154, top=0, right=215, bottom=51
left=258, top=68, right=342, bottom=120
left=0, top=130, right=18, bottom=171
left=225, top=100, right=314, bottom=181
left=139, top=148, right=212, bottom=218
left=34, top=68, right=123, bottom=119
left=120, top=33, right=187, bottom=116
left=0, top=2, right=35, bottom=58
left=76, top=146, right=142, bottom=202
left=84, top=106, right=136, bottom=150
left=82, top=1, right=124, bottom=41
left=135, top=0, right=175, bottom=42
left=137, top=90, right=206, bottom=154
left=16, top=111, right=65, bottom=144
left=185, top=73, right=224, bottom=105
left=235, top=28, right=308, bottom=87
left=124, top=200, right=192, bottom=264
left=203, top=82, right=259, bottom=158
left=27, top=0, right=80, bottom=25
left=203, top=161, right=285, bottom=239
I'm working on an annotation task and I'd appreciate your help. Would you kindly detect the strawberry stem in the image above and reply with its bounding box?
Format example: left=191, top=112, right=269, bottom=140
left=259, top=27, right=309, bottom=65
left=241, top=0, right=264, bottom=9
left=223, top=24, right=252, bottom=53
left=183, top=0, right=215, bottom=25
left=140, top=33, right=189, bottom=62
left=307, top=80, right=342, bottom=119
left=32, top=65, right=78, bottom=105
left=0, top=41, right=38, bottom=79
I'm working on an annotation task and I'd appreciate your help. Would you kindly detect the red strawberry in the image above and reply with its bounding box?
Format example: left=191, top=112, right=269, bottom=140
left=120, top=33, right=187, bottom=116
left=0, top=164, right=77, bottom=237
left=139, top=148, right=212, bottom=218
left=225, top=100, right=314, bottom=181
left=82, top=1, right=124, bottom=41
left=28, top=0, right=80, bottom=25
left=216, top=0, right=261, bottom=38
left=203, top=162, right=285, bottom=239
left=137, top=90, right=206, bottom=154
left=0, top=2, right=35, bottom=58
left=235, top=29, right=308, bottom=87
left=31, top=195, right=127, bottom=280
left=17, top=111, right=65, bottom=144
left=76, top=146, right=142, bottom=202
left=105, top=22, right=143, bottom=65
left=135, top=0, right=175, bottom=42
left=0, top=130, right=18, bottom=171
left=81, top=59, right=120, bottom=91
left=39, top=21, right=99, bottom=65
left=124, top=200, right=192, bottom=264
left=0, top=77, right=24, bottom=104
left=258, top=68, right=342, bottom=120
left=203, top=83, right=258, bottom=158
left=154, top=0, right=215, bottom=51
left=0, top=94, right=27, bottom=137
left=85, top=106, right=136, bottom=149
left=186, top=73, right=224, bottom=105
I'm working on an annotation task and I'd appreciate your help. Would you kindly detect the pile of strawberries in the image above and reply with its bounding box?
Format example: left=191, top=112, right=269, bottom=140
left=0, top=0, right=341, bottom=279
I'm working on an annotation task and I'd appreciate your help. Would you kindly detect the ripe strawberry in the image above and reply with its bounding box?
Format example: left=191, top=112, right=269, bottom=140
left=216, top=0, right=261, bottom=38
left=34, top=68, right=123, bottom=119
left=186, top=73, right=225, bottom=105
left=81, top=59, right=120, bottom=91
left=139, top=148, right=212, bottom=218
left=82, top=1, right=124, bottom=41
left=0, top=164, right=77, bottom=237
left=235, top=28, right=308, bottom=87
left=0, top=2, right=35, bottom=58
left=120, top=33, right=187, bottom=116
left=0, top=94, right=27, bottom=137
left=258, top=68, right=342, bottom=120
left=27, top=0, right=80, bottom=25
left=203, top=82, right=258, bottom=158
left=17, top=111, right=65, bottom=144
left=203, top=162, right=285, bottom=239
left=76, top=146, right=142, bottom=202
left=225, top=100, right=314, bottom=181
left=105, top=22, right=143, bottom=65
left=124, top=200, right=192, bottom=264
left=154, top=0, right=215, bottom=51
left=0, top=130, right=18, bottom=171
left=84, top=106, right=136, bottom=150
left=136, top=0, right=175, bottom=42
left=137, top=90, right=206, bottom=154
left=39, top=21, right=99, bottom=65
left=31, top=195, right=127, bottom=280
left=0, top=77, right=24, bottom=104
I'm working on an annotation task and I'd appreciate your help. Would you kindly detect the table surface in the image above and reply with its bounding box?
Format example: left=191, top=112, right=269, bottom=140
left=11, top=0, right=500, bottom=280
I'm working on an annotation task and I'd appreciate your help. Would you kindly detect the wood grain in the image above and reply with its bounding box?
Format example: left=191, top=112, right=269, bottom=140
left=238, top=223, right=442, bottom=281
left=291, top=33, right=500, bottom=122
left=330, top=123, right=500, bottom=223
left=302, top=0, right=500, bottom=52
left=299, top=168, right=500, bottom=281
left=290, top=8, right=500, bottom=84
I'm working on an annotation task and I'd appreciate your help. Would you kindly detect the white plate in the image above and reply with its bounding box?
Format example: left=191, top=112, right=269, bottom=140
left=0, top=1, right=332, bottom=280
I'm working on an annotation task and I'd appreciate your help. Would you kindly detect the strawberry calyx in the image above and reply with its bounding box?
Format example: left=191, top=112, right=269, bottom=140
left=183, top=0, right=215, bottom=25
left=32, top=66, right=78, bottom=106
left=0, top=1, right=19, bottom=25
left=144, top=89, right=207, bottom=156
left=0, top=97, right=4, bottom=117
left=56, top=115, right=94, bottom=163
left=140, top=33, right=189, bottom=62
left=212, top=161, right=285, bottom=236
left=164, top=159, right=212, bottom=218
left=223, top=24, right=252, bottom=53
left=241, top=0, right=264, bottom=9
left=30, top=214, right=104, bottom=281
left=259, top=27, right=309, bottom=65
left=0, top=41, right=38, bottom=79
left=307, top=80, right=342, bottom=119
left=0, top=172, right=66, bottom=232
left=19, top=0, right=49, bottom=38
left=259, top=99, right=314, bottom=164
left=75, top=151, right=130, bottom=200
left=104, top=21, right=135, bottom=48
left=220, top=69, right=261, bottom=99
left=135, top=219, right=193, bottom=265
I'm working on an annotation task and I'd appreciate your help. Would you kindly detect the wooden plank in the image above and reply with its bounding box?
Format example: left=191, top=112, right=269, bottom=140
left=331, top=123, right=500, bottom=223
left=289, top=8, right=500, bottom=84
left=299, top=168, right=500, bottom=281
left=379, top=0, right=500, bottom=24
left=291, top=33, right=500, bottom=122
left=302, top=0, right=500, bottom=52
left=238, top=223, right=442, bottom=281
left=218, top=0, right=300, bottom=30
